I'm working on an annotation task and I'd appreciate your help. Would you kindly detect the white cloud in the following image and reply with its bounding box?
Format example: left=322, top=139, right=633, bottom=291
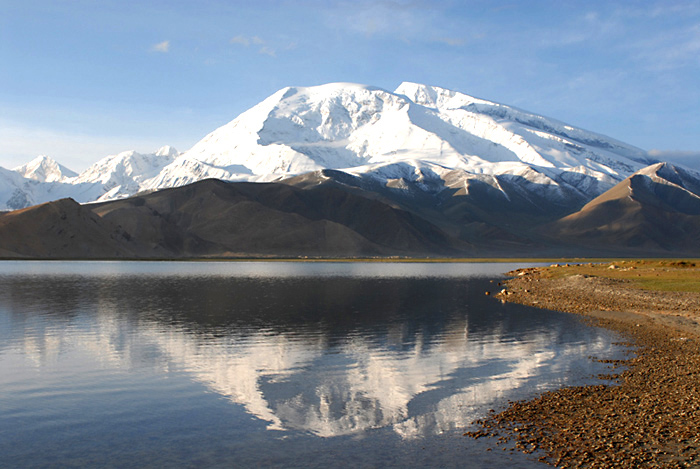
left=629, top=24, right=700, bottom=71
left=230, top=35, right=275, bottom=56
left=434, top=37, right=464, bottom=47
left=258, top=46, right=276, bottom=57
left=231, top=35, right=266, bottom=47
left=151, top=40, right=170, bottom=53
left=230, top=35, right=250, bottom=46
left=232, top=35, right=274, bottom=56
left=534, top=10, right=621, bottom=48
left=624, top=2, right=700, bottom=19
left=323, top=1, right=439, bottom=40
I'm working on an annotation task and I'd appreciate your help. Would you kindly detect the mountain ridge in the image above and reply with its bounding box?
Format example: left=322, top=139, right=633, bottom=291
left=3, top=161, right=700, bottom=259
left=2, top=81, right=698, bottom=258
left=1, top=82, right=660, bottom=212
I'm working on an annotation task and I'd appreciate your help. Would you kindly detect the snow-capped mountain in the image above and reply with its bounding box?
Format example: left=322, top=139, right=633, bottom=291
left=0, top=82, right=659, bottom=211
left=150, top=82, right=652, bottom=200
left=13, top=155, right=77, bottom=183
left=0, top=146, right=179, bottom=210
left=0, top=166, right=39, bottom=210
left=71, top=145, right=179, bottom=201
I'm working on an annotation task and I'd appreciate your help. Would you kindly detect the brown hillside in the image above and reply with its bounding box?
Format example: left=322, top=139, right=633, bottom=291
left=0, top=198, right=144, bottom=258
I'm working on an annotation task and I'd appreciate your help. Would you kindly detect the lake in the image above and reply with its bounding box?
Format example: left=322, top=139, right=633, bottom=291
left=0, top=261, right=627, bottom=468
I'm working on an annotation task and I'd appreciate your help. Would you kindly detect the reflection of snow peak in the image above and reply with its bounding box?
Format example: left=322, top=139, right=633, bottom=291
left=18, top=311, right=616, bottom=439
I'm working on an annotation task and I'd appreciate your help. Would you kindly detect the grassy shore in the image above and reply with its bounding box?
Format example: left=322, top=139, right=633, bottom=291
left=535, top=260, right=700, bottom=292
left=468, top=260, right=700, bottom=468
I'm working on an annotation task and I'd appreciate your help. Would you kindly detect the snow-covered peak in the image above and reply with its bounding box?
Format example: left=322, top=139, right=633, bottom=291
left=68, top=147, right=178, bottom=201
left=396, top=82, right=649, bottom=165
left=395, top=82, right=493, bottom=110
left=75, top=148, right=177, bottom=185
left=13, top=155, right=77, bottom=183
left=139, top=81, right=657, bottom=202
left=255, top=82, right=404, bottom=140
left=0, top=81, right=668, bottom=211
left=172, top=83, right=411, bottom=180
left=155, top=145, right=179, bottom=158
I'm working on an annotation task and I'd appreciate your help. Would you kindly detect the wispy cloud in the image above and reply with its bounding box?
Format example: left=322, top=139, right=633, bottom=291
left=258, top=45, right=276, bottom=57
left=230, top=35, right=250, bottom=46
left=434, top=37, right=464, bottom=47
left=564, top=3, right=700, bottom=72
left=619, top=1, right=700, bottom=19
left=323, top=1, right=442, bottom=41
left=629, top=24, right=700, bottom=71
left=231, top=35, right=267, bottom=47
left=230, top=34, right=276, bottom=57
left=534, top=10, right=622, bottom=48
left=150, top=40, right=170, bottom=53
left=321, top=2, right=482, bottom=48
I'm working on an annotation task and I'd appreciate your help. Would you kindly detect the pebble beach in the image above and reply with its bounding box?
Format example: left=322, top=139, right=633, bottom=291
left=468, top=261, right=700, bottom=468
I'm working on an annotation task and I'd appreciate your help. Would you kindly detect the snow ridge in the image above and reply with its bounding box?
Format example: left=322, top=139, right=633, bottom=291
left=13, top=155, right=77, bottom=183
left=0, top=82, right=660, bottom=211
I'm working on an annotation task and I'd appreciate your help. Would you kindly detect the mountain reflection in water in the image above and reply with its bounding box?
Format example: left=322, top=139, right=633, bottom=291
left=0, top=262, right=626, bottom=467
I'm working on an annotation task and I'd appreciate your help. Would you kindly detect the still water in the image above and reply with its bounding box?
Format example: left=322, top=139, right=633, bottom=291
left=0, top=261, right=626, bottom=468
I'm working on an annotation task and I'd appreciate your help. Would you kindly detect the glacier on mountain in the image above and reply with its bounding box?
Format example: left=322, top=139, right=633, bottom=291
left=0, top=82, right=658, bottom=211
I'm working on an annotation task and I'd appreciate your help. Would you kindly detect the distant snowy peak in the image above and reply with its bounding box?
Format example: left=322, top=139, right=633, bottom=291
left=75, top=147, right=178, bottom=184
left=0, top=147, right=182, bottom=211
left=154, top=145, right=179, bottom=158
left=71, top=146, right=180, bottom=201
left=13, top=155, right=77, bottom=183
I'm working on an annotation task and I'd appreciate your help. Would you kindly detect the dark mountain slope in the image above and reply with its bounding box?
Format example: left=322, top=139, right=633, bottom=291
left=90, top=179, right=462, bottom=257
left=543, top=163, right=700, bottom=254
left=0, top=198, right=146, bottom=258
left=283, top=169, right=572, bottom=252
left=4, top=163, right=700, bottom=259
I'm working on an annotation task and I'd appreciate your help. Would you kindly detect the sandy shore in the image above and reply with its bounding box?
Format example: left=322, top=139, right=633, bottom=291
left=467, top=262, right=700, bottom=468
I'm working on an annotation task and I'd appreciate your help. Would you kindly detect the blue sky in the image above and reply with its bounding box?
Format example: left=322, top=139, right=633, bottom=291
left=2, top=0, right=700, bottom=171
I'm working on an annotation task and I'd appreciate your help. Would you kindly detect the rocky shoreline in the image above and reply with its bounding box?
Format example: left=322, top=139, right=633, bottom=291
left=467, top=262, right=700, bottom=468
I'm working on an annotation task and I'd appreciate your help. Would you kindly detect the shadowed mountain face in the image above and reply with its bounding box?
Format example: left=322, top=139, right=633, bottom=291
left=92, top=179, right=462, bottom=257
left=2, top=162, right=700, bottom=259
left=285, top=168, right=585, bottom=241
left=544, top=163, right=700, bottom=254
left=0, top=198, right=143, bottom=258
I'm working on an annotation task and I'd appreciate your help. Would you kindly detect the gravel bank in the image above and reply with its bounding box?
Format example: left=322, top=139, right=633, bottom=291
left=467, top=263, right=700, bottom=468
